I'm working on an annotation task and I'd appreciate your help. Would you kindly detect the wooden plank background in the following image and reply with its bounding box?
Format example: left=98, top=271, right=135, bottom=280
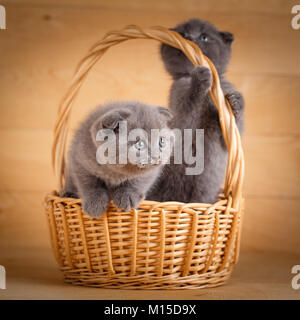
left=0, top=0, right=299, bottom=255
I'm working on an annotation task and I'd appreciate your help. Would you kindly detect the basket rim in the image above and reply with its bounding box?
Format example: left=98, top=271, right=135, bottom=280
left=45, top=190, right=240, bottom=215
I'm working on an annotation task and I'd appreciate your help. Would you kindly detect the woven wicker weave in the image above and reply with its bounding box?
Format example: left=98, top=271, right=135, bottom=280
left=45, top=25, right=245, bottom=289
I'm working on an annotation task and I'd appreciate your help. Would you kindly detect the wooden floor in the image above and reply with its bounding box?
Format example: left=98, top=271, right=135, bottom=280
left=0, top=0, right=299, bottom=299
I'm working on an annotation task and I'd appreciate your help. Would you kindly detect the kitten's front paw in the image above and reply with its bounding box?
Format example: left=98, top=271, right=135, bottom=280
left=60, top=189, right=78, bottom=198
left=112, top=189, right=144, bottom=211
left=191, top=66, right=212, bottom=90
left=226, top=92, right=244, bottom=117
left=82, top=192, right=110, bottom=218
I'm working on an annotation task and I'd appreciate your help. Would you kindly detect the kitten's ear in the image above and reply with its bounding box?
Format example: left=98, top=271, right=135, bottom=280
left=157, top=106, right=173, bottom=122
left=220, top=31, right=234, bottom=44
left=90, top=109, right=131, bottom=143
left=101, top=109, right=131, bottom=130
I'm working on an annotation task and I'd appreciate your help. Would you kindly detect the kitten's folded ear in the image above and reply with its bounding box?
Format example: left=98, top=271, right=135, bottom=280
left=220, top=31, right=234, bottom=44
left=101, top=109, right=131, bottom=130
left=90, top=109, right=131, bottom=144
left=157, top=106, right=173, bottom=122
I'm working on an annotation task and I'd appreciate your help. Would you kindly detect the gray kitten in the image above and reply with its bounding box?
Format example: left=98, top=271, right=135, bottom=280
left=61, top=101, right=173, bottom=217
left=146, top=18, right=244, bottom=203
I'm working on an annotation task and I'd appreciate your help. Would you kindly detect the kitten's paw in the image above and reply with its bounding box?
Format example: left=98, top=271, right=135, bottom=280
left=226, top=92, right=244, bottom=117
left=112, top=189, right=144, bottom=211
left=60, top=189, right=78, bottom=198
left=82, top=193, right=110, bottom=218
left=191, top=66, right=212, bottom=89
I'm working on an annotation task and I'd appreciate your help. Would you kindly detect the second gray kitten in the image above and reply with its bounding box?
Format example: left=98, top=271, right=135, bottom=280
left=61, top=101, right=173, bottom=217
left=147, top=18, right=244, bottom=203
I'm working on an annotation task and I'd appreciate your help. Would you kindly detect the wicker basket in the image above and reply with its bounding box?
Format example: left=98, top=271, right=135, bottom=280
left=45, top=25, right=245, bottom=289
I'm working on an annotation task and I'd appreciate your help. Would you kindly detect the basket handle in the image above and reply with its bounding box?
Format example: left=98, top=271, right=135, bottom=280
left=52, top=25, right=244, bottom=209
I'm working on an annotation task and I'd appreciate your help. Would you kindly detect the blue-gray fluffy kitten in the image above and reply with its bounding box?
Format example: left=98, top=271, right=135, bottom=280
left=61, top=101, right=173, bottom=217
left=146, top=18, right=244, bottom=203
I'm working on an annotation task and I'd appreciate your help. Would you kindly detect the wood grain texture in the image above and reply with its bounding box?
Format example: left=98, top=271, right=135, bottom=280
left=230, top=74, right=300, bottom=135
left=241, top=197, right=300, bottom=254
left=0, top=1, right=299, bottom=260
left=244, top=135, right=300, bottom=198
left=2, top=0, right=293, bottom=15
left=0, top=130, right=55, bottom=191
left=0, top=192, right=50, bottom=248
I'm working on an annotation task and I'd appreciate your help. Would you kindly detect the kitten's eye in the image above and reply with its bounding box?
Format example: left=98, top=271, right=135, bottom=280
left=134, top=140, right=146, bottom=151
left=200, top=34, right=209, bottom=42
left=159, top=137, right=167, bottom=149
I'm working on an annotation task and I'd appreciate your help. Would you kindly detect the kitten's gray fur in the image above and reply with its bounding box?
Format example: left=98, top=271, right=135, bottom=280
left=146, top=18, right=244, bottom=203
left=61, top=101, right=173, bottom=217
